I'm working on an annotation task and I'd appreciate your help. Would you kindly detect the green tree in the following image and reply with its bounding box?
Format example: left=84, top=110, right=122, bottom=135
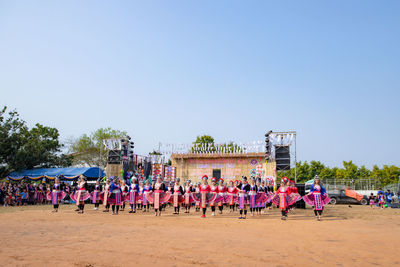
left=191, top=135, right=215, bottom=153
left=0, top=106, right=71, bottom=177
left=69, top=127, right=127, bottom=168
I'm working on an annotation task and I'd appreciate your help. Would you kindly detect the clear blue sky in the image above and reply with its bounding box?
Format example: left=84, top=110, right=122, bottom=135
left=1, top=1, right=399, bottom=168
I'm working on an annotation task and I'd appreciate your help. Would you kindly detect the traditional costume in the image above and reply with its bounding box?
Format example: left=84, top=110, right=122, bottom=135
left=120, top=181, right=128, bottom=211
left=70, top=178, right=90, bottom=214
left=303, top=177, right=330, bottom=220
left=126, top=180, right=140, bottom=213
left=270, top=177, right=298, bottom=220
left=145, top=178, right=171, bottom=216
left=100, top=179, right=111, bottom=212
left=248, top=180, right=258, bottom=216
left=288, top=180, right=301, bottom=211
left=217, top=179, right=227, bottom=214
left=46, top=180, right=66, bottom=212
left=183, top=180, right=193, bottom=213
left=192, top=175, right=222, bottom=218
left=171, top=179, right=184, bottom=214
left=142, top=181, right=152, bottom=212
left=91, top=182, right=102, bottom=210
left=236, top=177, right=250, bottom=219
left=227, top=181, right=238, bottom=212
left=209, top=177, right=219, bottom=216
left=108, top=179, right=123, bottom=215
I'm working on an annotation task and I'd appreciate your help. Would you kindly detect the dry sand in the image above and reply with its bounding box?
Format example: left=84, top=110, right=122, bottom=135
left=0, top=204, right=399, bottom=267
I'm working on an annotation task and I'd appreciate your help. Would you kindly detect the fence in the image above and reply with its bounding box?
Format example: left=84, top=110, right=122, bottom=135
left=322, top=178, right=382, bottom=191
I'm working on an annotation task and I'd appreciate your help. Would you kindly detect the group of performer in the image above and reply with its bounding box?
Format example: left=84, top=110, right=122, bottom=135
left=46, top=174, right=330, bottom=220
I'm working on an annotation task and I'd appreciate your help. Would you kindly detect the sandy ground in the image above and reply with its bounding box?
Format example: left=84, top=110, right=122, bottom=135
left=0, top=204, right=399, bottom=267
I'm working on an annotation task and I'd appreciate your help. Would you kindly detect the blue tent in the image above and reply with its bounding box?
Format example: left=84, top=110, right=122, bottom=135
left=7, top=167, right=105, bottom=181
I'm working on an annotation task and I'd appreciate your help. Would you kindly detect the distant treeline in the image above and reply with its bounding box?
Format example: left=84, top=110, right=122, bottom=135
left=279, top=160, right=400, bottom=186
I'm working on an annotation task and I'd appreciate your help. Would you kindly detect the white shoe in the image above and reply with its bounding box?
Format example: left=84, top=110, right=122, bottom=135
left=211, top=212, right=215, bottom=216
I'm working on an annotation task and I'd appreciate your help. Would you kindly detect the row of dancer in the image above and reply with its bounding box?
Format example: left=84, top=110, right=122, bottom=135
left=47, top=175, right=330, bottom=220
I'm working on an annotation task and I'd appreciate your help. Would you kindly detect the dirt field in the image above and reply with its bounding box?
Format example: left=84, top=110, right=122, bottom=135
left=0, top=204, right=399, bottom=267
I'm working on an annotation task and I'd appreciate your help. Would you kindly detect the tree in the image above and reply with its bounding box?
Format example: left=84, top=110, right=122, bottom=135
left=69, top=127, right=127, bottom=168
left=191, top=135, right=215, bottom=153
left=0, top=106, right=72, bottom=177
left=191, top=135, right=242, bottom=153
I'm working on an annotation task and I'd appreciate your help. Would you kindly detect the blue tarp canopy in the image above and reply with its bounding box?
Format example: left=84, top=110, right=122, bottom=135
left=7, top=167, right=105, bottom=181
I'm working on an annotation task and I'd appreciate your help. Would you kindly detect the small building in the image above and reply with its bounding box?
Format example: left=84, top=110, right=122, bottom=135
left=171, top=152, right=276, bottom=183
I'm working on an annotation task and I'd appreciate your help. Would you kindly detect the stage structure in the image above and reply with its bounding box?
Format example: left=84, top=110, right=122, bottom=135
left=265, top=131, right=297, bottom=182
left=103, top=136, right=135, bottom=179
left=156, top=131, right=297, bottom=183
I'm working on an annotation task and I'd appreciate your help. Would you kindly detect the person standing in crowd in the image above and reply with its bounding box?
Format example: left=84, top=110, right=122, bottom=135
left=385, top=190, right=393, bottom=207
left=171, top=178, right=184, bottom=215
left=209, top=177, right=219, bottom=216
left=46, top=178, right=66, bottom=212
left=199, top=175, right=211, bottom=218
left=271, top=177, right=297, bottom=220
left=120, top=179, right=128, bottom=211
left=21, top=188, right=28, bottom=206
left=303, top=176, right=330, bottom=221
left=248, top=178, right=258, bottom=217
left=369, top=193, right=376, bottom=209
left=72, top=176, right=90, bottom=214
left=194, top=182, right=200, bottom=212
left=91, top=180, right=102, bottom=210
left=142, top=180, right=152, bottom=212
left=256, top=179, right=265, bottom=215
left=378, top=191, right=385, bottom=209
left=227, top=180, right=238, bottom=213
left=236, top=177, right=250, bottom=219
left=137, top=180, right=144, bottom=211
left=217, top=178, right=227, bottom=214
left=146, top=176, right=170, bottom=216
left=109, top=177, right=123, bottom=215
left=102, top=179, right=111, bottom=212
left=127, top=178, right=139, bottom=214
left=183, top=180, right=193, bottom=213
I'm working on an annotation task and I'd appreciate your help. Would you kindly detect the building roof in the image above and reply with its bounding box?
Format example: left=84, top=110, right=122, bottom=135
left=7, top=167, right=105, bottom=181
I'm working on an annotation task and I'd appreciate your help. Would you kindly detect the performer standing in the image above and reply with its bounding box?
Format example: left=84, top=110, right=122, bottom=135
left=199, top=176, right=211, bottom=218
left=217, top=179, right=227, bottom=214
left=270, top=177, right=298, bottom=220
left=236, top=177, right=250, bottom=219
left=227, top=180, right=238, bottom=213
left=209, top=177, right=219, bottom=216
left=171, top=178, right=184, bottom=215
left=256, top=179, right=265, bottom=215
left=91, top=180, right=102, bottom=210
left=46, top=178, right=66, bottom=212
left=142, top=180, right=152, bottom=212
left=145, top=177, right=171, bottom=216
left=288, top=180, right=301, bottom=211
left=194, top=183, right=200, bottom=212
left=137, top=180, right=144, bottom=211
left=265, top=180, right=274, bottom=210
left=183, top=180, right=193, bottom=213
left=127, top=178, right=140, bottom=213
left=102, top=179, right=111, bottom=212
left=303, top=176, right=330, bottom=220
left=120, top=180, right=128, bottom=211
left=248, top=178, right=258, bottom=217
left=71, top=176, right=90, bottom=214
left=109, top=178, right=123, bottom=215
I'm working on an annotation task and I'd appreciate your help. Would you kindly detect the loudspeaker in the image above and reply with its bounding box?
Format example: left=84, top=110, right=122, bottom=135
left=143, top=161, right=151, bottom=178
left=107, top=150, right=121, bottom=164
left=275, top=146, right=290, bottom=170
